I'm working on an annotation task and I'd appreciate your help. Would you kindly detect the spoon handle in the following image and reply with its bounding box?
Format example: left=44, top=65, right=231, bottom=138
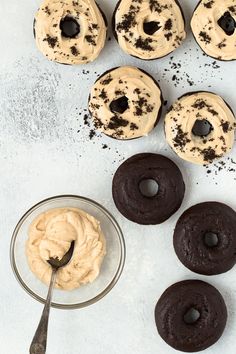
left=29, top=268, right=57, bottom=354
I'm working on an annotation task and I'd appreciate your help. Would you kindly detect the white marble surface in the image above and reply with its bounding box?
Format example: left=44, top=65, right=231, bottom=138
left=0, top=0, right=236, bottom=353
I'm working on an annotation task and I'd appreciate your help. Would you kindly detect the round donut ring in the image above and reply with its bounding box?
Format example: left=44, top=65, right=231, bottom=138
left=112, top=0, right=186, bottom=60
left=165, top=91, right=236, bottom=165
left=34, top=0, right=107, bottom=65
left=155, top=280, right=227, bottom=352
left=112, top=153, right=185, bottom=225
left=191, top=0, right=236, bottom=61
left=173, top=201, right=236, bottom=275
left=88, top=66, right=163, bottom=140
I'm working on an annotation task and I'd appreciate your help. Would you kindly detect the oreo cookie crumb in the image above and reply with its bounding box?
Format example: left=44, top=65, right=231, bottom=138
left=204, top=157, right=236, bottom=182
left=85, top=35, right=96, bottom=46
left=173, top=125, right=191, bottom=150
left=221, top=121, right=230, bottom=133
left=107, top=116, right=129, bottom=130
left=43, top=35, right=58, bottom=48
left=199, top=31, right=211, bottom=44
left=164, top=19, right=172, bottom=31
left=204, top=0, right=214, bottom=9
left=101, top=75, right=113, bottom=85
left=135, top=36, right=154, bottom=51
left=70, top=46, right=79, bottom=56
left=116, top=10, right=137, bottom=32
left=201, top=147, right=219, bottom=162
left=89, top=130, right=96, bottom=139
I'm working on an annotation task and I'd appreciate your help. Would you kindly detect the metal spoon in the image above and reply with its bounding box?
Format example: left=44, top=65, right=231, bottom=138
left=29, top=241, right=75, bottom=354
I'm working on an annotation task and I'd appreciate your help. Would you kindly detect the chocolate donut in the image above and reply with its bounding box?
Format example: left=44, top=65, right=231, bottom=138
left=165, top=91, right=236, bottom=165
left=155, top=280, right=227, bottom=352
left=191, top=0, right=236, bottom=61
left=34, top=0, right=107, bottom=65
left=112, top=153, right=185, bottom=225
left=174, top=202, right=236, bottom=275
left=112, top=0, right=186, bottom=60
left=88, top=66, right=163, bottom=140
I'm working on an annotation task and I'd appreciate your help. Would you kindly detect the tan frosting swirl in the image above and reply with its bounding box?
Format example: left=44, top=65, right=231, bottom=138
left=165, top=92, right=236, bottom=165
left=88, top=66, right=163, bottom=139
left=34, top=0, right=107, bottom=65
left=26, top=208, right=106, bottom=290
left=191, top=0, right=236, bottom=61
left=114, top=0, right=186, bottom=60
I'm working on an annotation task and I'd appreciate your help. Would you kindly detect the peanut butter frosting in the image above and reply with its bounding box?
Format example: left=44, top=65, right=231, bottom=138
left=34, top=0, right=107, bottom=65
left=165, top=92, right=236, bottom=165
left=113, top=0, right=186, bottom=60
left=191, top=0, right=236, bottom=61
left=26, top=208, right=106, bottom=290
left=88, top=66, right=163, bottom=139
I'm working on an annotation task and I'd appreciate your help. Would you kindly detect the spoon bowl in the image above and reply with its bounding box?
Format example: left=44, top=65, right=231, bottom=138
left=47, top=241, right=75, bottom=270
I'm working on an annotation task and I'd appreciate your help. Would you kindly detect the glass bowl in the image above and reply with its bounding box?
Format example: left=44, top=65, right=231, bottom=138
left=10, top=195, right=125, bottom=309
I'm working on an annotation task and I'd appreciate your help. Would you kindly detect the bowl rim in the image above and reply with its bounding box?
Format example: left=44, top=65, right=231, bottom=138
left=10, top=194, right=126, bottom=310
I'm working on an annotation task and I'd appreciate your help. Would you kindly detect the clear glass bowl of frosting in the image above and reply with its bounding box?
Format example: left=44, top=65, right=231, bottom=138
left=10, top=195, right=125, bottom=309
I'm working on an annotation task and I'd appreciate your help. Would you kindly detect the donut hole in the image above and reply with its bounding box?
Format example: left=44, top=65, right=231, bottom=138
left=192, top=119, right=213, bottom=137
left=60, top=16, right=80, bottom=38
left=204, top=232, right=219, bottom=248
left=143, top=21, right=161, bottom=35
left=139, top=179, right=159, bottom=198
left=110, top=96, right=129, bottom=114
left=184, top=308, right=201, bottom=325
left=217, top=11, right=236, bottom=36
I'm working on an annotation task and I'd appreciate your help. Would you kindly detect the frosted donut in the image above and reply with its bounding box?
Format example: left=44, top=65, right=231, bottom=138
left=88, top=66, right=163, bottom=140
left=165, top=91, right=236, bottom=165
left=112, top=0, right=186, bottom=60
left=34, top=0, right=107, bottom=65
left=191, top=0, right=236, bottom=61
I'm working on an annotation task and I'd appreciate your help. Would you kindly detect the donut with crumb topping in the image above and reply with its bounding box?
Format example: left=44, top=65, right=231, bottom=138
left=165, top=91, right=236, bottom=165
left=34, top=0, right=107, bottom=65
left=112, top=0, right=186, bottom=60
left=191, top=0, right=236, bottom=61
left=88, top=66, right=163, bottom=140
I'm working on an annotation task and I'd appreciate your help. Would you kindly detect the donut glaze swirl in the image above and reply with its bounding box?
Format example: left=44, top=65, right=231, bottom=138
left=165, top=92, right=236, bottom=165
left=191, top=0, right=236, bottom=61
left=113, top=0, right=186, bottom=60
left=34, top=0, right=107, bottom=65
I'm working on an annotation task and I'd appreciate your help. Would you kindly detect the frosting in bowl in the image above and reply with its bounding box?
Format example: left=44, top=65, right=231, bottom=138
left=26, top=208, right=106, bottom=290
left=34, top=0, right=107, bottom=65
left=191, top=0, right=236, bottom=61
left=88, top=66, right=163, bottom=139
left=113, top=0, right=186, bottom=59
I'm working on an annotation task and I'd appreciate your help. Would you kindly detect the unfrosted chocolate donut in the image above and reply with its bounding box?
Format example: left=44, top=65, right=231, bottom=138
left=112, top=153, right=185, bottom=225
left=173, top=202, right=236, bottom=275
left=155, top=280, right=227, bottom=352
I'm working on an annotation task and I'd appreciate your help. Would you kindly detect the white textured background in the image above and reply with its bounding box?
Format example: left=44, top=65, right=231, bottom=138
left=1, top=0, right=236, bottom=353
